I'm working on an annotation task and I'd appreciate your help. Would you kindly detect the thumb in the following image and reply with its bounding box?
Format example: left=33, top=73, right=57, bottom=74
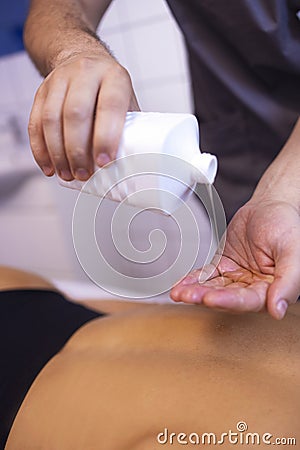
left=267, top=247, right=300, bottom=320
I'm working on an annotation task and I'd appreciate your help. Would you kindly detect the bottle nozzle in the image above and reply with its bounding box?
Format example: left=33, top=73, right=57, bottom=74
left=190, top=153, right=218, bottom=185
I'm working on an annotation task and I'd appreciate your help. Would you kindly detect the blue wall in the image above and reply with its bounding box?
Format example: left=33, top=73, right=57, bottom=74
left=0, top=1, right=30, bottom=56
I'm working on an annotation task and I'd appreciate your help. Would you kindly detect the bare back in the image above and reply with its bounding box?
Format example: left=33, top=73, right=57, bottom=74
left=5, top=301, right=300, bottom=450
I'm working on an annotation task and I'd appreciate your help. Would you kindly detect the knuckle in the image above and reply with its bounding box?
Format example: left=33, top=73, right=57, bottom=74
left=112, top=65, right=131, bottom=85
left=42, top=108, right=59, bottom=125
left=64, top=104, right=88, bottom=122
left=48, top=71, right=67, bottom=86
left=48, top=149, right=65, bottom=166
left=93, top=133, right=113, bottom=153
left=75, top=55, right=97, bottom=72
left=67, top=148, right=87, bottom=165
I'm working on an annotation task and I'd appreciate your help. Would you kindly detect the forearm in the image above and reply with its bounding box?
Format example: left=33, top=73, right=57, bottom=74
left=24, top=0, right=113, bottom=76
left=251, top=117, right=300, bottom=212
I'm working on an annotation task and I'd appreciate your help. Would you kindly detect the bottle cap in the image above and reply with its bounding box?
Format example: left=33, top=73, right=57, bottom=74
left=190, top=153, right=218, bottom=185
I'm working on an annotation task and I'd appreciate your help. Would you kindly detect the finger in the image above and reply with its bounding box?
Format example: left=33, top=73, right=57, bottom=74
left=172, top=263, right=220, bottom=291
left=170, top=282, right=213, bottom=303
left=170, top=269, right=214, bottom=302
left=170, top=260, right=223, bottom=303
left=42, top=77, right=73, bottom=181
left=267, top=242, right=300, bottom=320
left=202, top=281, right=269, bottom=313
left=63, top=78, right=99, bottom=180
left=175, top=269, right=206, bottom=287
left=171, top=254, right=235, bottom=293
left=28, top=85, right=54, bottom=177
left=170, top=274, right=249, bottom=304
left=93, top=66, right=133, bottom=166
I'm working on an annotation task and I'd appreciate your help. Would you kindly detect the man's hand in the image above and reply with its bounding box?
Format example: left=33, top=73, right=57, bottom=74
left=28, top=52, right=139, bottom=181
left=171, top=199, right=300, bottom=319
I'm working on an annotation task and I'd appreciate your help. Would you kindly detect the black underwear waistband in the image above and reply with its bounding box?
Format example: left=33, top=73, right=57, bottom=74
left=0, top=289, right=104, bottom=449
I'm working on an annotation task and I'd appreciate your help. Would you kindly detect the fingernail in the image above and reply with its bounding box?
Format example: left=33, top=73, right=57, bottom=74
left=96, top=153, right=111, bottom=167
left=75, top=168, right=90, bottom=181
left=60, top=169, right=73, bottom=181
left=42, top=166, right=53, bottom=176
left=276, top=299, right=288, bottom=320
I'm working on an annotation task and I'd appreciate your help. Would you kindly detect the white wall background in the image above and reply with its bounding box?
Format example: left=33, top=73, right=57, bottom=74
left=0, top=0, right=210, bottom=301
left=98, top=0, right=193, bottom=113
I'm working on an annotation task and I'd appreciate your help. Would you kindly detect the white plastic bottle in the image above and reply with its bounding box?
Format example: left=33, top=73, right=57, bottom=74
left=59, top=112, right=218, bottom=213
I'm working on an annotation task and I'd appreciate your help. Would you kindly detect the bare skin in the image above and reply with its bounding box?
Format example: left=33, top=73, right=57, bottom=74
left=24, top=0, right=138, bottom=181
left=0, top=266, right=57, bottom=292
left=172, top=117, right=300, bottom=320
left=24, top=1, right=300, bottom=318
left=171, top=199, right=300, bottom=320
left=2, top=267, right=300, bottom=450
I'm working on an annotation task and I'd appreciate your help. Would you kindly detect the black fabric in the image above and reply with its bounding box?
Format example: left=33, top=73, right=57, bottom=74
left=0, top=289, right=103, bottom=449
left=166, top=0, right=300, bottom=219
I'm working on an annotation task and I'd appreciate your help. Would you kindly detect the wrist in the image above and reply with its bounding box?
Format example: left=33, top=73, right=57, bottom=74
left=250, top=173, right=300, bottom=213
left=51, top=36, right=112, bottom=72
left=24, top=6, right=111, bottom=76
left=251, top=118, right=300, bottom=213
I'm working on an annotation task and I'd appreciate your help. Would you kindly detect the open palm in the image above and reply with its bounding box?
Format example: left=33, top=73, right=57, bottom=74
left=171, top=200, right=300, bottom=319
